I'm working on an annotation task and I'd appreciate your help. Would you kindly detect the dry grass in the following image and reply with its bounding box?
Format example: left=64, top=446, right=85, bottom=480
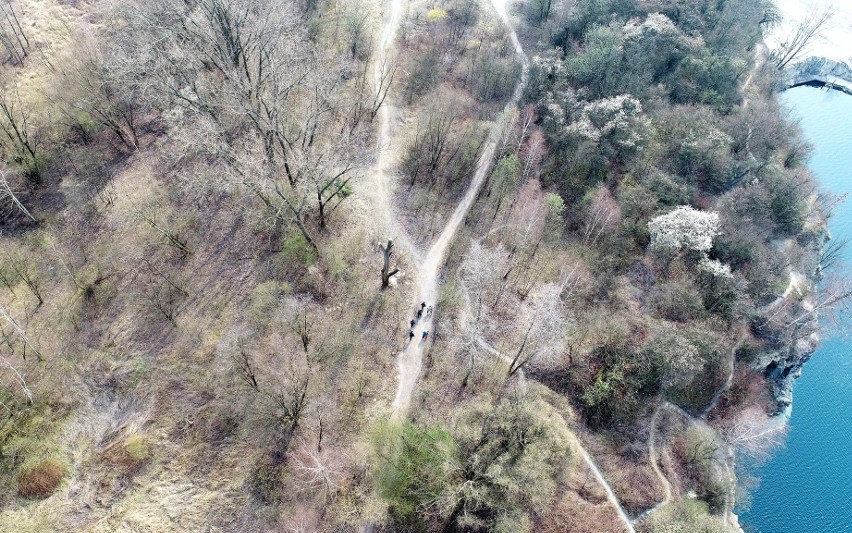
left=17, top=458, right=66, bottom=498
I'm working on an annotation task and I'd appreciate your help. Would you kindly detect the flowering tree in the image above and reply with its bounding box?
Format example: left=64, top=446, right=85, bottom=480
left=568, top=94, right=648, bottom=154
left=649, top=205, right=720, bottom=254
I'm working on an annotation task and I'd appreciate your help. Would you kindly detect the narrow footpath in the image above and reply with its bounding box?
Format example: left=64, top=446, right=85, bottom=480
left=390, top=0, right=529, bottom=418
left=369, top=1, right=636, bottom=531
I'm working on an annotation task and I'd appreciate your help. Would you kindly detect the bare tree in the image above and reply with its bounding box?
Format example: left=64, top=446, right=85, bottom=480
left=262, top=372, right=310, bottom=445
left=0, top=1, right=28, bottom=66
left=115, top=0, right=370, bottom=250
left=460, top=241, right=509, bottom=321
left=0, top=82, right=41, bottom=178
left=3, top=250, right=42, bottom=305
left=292, top=438, right=340, bottom=495
left=0, top=167, right=32, bottom=220
left=0, top=302, right=39, bottom=361
left=0, top=353, right=31, bottom=406
left=520, top=129, right=544, bottom=182
left=135, top=206, right=192, bottom=256
left=56, top=42, right=143, bottom=151
left=370, top=55, right=397, bottom=120
left=720, top=406, right=786, bottom=460
left=582, top=185, right=621, bottom=246
left=507, top=283, right=567, bottom=376
left=231, top=340, right=260, bottom=391
left=771, top=6, right=834, bottom=70
left=403, top=108, right=457, bottom=188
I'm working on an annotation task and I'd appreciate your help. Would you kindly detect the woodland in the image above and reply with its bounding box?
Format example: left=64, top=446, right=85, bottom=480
left=0, top=0, right=839, bottom=532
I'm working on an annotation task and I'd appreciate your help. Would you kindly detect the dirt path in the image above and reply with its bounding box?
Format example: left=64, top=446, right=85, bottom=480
left=390, top=0, right=529, bottom=418
left=576, top=444, right=637, bottom=533
left=636, top=398, right=742, bottom=526
left=369, top=2, right=636, bottom=531
left=365, top=0, right=417, bottom=260
left=740, top=43, right=766, bottom=111
left=702, top=334, right=746, bottom=419
left=634, top=403, right=675, bottom=523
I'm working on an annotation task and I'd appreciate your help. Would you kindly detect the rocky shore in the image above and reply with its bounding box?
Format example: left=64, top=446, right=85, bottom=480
left=784, top=57, right=852, bottom=95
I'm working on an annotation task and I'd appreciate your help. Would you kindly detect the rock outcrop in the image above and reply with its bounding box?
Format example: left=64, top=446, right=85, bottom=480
left=751, top=225, right=830, bottom=416
left=754, top=330, right=820, bottom=416
left=784, top=56, right=852, bottom=95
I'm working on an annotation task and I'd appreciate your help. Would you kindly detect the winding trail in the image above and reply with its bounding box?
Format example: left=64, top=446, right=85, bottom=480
left=634, top=403, right=674, bottom=522
left=636, top=398, right=741, bottom=526
left=702, top=333, right=747, bottom=419
left=390, top=0, right=529, bottom=418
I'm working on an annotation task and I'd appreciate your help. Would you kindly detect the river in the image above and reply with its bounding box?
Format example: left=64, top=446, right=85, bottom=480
left=739, top=86, right=852, bottom=532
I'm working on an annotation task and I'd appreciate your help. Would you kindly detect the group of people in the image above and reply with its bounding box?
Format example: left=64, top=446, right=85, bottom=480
left=408, top=302, right=433, bottom=342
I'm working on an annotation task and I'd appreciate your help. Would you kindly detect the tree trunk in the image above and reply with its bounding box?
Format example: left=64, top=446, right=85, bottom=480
left=379, top=239, right=400, bottom=289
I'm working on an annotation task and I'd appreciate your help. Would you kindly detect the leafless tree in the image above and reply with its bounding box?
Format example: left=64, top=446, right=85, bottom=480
left=460, top=241, right=509, bottom=320
left=771, top=6, right=834, bottom=70
left=292, top=438, right=340, bottom=495
left=0, top=167, right=32, bottom=220
left=0, top=1, right=28, bottom=66
left=507, top=283, right=567, bottom=376
left=262, top=372, right=310, bottom=439
left=135, top=207, right=192, bottom=257
left=520, top=129, right=544, bottom=182
left=370, top=55, right=398, bottom=120
left=3, top=250, right=42, bottom=305
left=582, top=185, right=621, bottom=246
left=55, top=41, right=143, bottom=151
left=403, top=108, right=458, bottom=188
left=0, top=82, right=41, bottom=177
left=0, top=353, right=31, bottom=406
left=720, top=406, right=786, bottom=460
left=115, top=0, right=370, bottom=249
left=0, top=302, right=39, bottom=361
left=231, top=340, right=260, bottom=391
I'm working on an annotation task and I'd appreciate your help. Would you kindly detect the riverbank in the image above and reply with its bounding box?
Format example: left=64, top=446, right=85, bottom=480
left=740, top=82, right=852, bottom=533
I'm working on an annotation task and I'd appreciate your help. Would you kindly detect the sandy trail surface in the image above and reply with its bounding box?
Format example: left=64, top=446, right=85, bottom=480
left=389, top=0, right=529, bottom=418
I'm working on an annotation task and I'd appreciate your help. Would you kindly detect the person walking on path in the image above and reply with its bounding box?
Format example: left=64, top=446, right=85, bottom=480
left=422, top=330, right=429, bottom=341
left=416, top=308, right=423, bottom=319
left=420, top=302, right=426, bottom=312
left=408, top=330, right=415, bottom=342
left=410, top=319, right=416, bottom=328
left=426, top=305, right=433, bottom=317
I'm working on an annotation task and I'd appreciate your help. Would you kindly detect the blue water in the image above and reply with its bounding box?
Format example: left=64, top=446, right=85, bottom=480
left=739, top=86, right=852, bottom=532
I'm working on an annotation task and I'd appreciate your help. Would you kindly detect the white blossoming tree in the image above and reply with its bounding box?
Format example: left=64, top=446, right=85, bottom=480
left=649, top=205, right=735, bottom=282
left=568, top=94, right=649, bottom=156
left=649, top=205, right=720, bottom=254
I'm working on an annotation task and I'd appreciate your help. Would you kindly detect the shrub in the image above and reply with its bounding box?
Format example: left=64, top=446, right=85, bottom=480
left=272, top=234, right=317, bottom=276
left=372, top=421, right=455, bottom=519
left=248, top=462, right=283, bottom=504
left=649, top=281, right=706, bottom=322
left=17, top=458, right=66, bottom=499
left=125, top=435, right=149, bottom=462
left=248, top=280, right=291, bottom=328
